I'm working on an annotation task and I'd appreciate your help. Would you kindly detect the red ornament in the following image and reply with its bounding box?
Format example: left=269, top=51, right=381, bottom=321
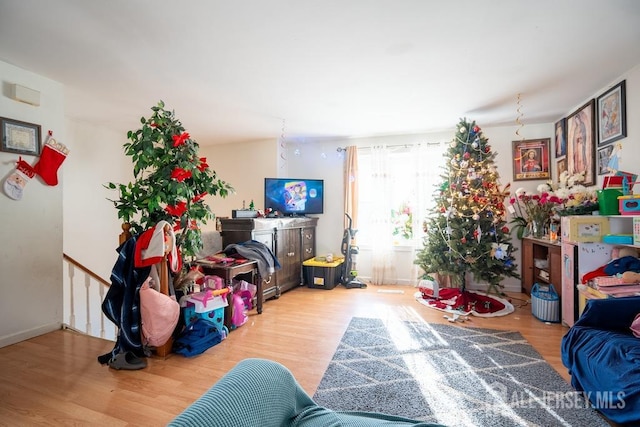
left=484, top=145, right=491, bottom=153
left=501, top=226, right=509, bottom=233
left=463, top=152, right=470, bottom=160
left=461, top=237, right=467, bottom=244
left=473, top=125, right=480, bottom=133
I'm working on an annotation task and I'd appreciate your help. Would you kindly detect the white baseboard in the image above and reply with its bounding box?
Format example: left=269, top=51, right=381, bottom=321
left=0, top=323, right=62, bottom=348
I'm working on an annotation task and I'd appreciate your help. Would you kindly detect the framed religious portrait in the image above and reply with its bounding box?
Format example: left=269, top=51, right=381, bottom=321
left=566, top=99, right=596, bottom=186
left=597, top=80, right=626, bottom=146
left=0, top=117, right=41, bottom=156
left=597, top=144, right=614, bottom=175
left=512, top=138, right=551, bottom=181
left=556, top=158, right=567, bottom=182
left=554, top=118, right=567, bottom=158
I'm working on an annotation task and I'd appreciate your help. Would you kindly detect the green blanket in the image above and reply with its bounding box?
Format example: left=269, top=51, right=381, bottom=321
left=169, top=358, right=444, bottom=427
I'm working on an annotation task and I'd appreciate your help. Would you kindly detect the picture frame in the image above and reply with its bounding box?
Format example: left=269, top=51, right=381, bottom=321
left=512, top=138, right=551, bottom=181
left=566, top=99, right=596, bottom=186
left=0, top=117, right=42, bottom=156
left=556, top=158, right=567, bottom=182
left=597, top=145, right=614, bottom=175
left=597, top=80, right=626, bottom=146
left=554, top=118, right=567, bottom=158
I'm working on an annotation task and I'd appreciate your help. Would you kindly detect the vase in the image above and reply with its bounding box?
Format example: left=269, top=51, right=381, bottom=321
left=529, top=218, right=547, bottom=239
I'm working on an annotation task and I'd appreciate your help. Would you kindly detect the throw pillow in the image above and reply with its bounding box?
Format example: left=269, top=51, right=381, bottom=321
left=631, top=313, right=640, bottom=338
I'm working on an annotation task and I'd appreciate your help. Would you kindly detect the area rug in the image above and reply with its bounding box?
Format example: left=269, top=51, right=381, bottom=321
left=312, top=317, right=609, bottom=427
left=414, top=288, right=515, bottom=317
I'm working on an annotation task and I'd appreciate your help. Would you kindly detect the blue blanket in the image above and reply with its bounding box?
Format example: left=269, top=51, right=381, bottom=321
left=561, top=296, right=640, bottom=425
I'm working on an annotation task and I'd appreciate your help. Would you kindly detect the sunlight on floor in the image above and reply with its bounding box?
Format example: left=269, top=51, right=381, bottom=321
left=385, top=319, right=546, bottom=427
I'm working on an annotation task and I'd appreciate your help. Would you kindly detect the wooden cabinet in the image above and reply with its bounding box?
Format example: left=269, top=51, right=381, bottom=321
left=220, top=217, right=318, bottom=300
left=521, top=237, right=562, bottom=300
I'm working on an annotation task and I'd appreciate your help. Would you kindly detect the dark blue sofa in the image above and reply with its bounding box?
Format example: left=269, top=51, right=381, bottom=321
left=561, top=296, right=640, bottom=425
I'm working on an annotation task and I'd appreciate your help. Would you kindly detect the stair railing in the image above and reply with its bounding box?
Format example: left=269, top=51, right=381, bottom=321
left=62, top=253, right=116, bottom=341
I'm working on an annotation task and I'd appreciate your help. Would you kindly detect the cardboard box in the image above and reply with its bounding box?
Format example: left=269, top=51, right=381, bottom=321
left=303, top=258, right=344, bottom=289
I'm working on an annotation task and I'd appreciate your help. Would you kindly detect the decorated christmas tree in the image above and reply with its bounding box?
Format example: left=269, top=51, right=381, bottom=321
left=414, top=118, right=519, bottom=294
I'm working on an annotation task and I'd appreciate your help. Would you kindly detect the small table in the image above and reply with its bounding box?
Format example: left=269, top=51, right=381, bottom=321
left=195, top=259, right=263, bottom=323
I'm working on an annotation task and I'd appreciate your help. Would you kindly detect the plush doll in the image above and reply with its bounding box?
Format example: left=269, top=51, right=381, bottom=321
left=604, top=247, right=640, bottom=275
left=582, top=247, right=640, bottom=283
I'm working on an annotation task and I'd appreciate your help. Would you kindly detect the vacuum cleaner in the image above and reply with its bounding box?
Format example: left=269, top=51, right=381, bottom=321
left=340, top=213, right=367, bottom=289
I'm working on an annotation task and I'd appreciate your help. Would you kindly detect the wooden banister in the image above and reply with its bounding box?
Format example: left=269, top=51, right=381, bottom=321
left=63, top=253, right=110, bottom=287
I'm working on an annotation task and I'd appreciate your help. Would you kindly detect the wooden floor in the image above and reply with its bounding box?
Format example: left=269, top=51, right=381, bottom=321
left=0, top=285, right=572, bottom=426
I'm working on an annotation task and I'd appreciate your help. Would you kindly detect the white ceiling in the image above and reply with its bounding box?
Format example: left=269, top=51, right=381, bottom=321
left=1, top=0, right=640, bottom=146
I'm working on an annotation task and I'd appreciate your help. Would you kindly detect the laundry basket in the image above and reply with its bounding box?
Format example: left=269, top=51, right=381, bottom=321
left=531, top=283, right=560, bottom=323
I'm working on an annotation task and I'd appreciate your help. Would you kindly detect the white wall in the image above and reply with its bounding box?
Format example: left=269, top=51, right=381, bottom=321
left=63, top=119, right=132, bottom=280
left=0, top=61, right=65, bottom=346
left=198, top=138, right=278, bottom=230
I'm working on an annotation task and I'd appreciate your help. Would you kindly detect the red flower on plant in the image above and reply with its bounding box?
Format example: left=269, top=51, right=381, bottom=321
left=165, top=201, right=187, bottom=217
left=197, top=157, right=209, bottom=172
left=172, top=132, right=190, bottom=147
left=192, top=192, right=208, bottom=203
left=171, top=167, right=192, bottom=182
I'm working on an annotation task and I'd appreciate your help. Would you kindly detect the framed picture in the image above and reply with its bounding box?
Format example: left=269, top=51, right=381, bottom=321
left=556, top=158, right=567, bottom=181
left=512, top=138, right=551, bottom=181
left=597, top=145, right=614, bottom=175
left=566, top=99, right=596, bottom=186
left=554, top=118, right=567, bottom=158
left=597, top=80, right=626, bottom=146
left=0, top=117, right=42, bottom=156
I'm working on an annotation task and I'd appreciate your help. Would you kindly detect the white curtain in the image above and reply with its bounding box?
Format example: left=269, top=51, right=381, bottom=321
left=369, top=145, right=396, bottom=285
left=358, top=142, right=446, bottom=285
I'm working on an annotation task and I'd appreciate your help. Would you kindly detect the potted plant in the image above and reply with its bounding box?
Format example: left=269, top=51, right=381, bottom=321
left=106, top=101, right=233, bottom=271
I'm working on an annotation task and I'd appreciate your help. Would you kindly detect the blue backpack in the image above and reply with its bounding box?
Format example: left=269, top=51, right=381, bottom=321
left=173, top=318, right=223, bottom=357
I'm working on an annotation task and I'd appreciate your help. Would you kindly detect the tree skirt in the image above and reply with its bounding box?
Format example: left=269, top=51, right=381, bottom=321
left=414, top=287, right=514, bottom=317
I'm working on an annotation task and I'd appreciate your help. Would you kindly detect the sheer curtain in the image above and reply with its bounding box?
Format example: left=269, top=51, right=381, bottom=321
left=358, top=142, right=446, bottom=285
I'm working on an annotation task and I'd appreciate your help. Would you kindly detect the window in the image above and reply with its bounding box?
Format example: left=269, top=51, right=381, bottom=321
left=357, top=143, right=446, bottom=249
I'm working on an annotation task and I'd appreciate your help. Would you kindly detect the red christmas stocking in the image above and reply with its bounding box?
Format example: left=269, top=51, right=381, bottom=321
left=3, top=157, right=36, bottom=200
left=33, top=137, right=69, bottom=186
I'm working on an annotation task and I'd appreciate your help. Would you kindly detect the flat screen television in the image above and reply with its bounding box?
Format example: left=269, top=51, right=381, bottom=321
left=264, top=178, right=324, bottom=216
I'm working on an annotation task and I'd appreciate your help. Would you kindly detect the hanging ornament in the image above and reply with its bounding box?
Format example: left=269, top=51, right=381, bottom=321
left=473, top=125, right=480, bottom=133
left=461, top=237, right=467, bottom=244
left=472, top=213, right=480, bottom=221
left=460, top=160, right=469, bottom=168
left=450, top=158, right=457, bottom=166
left=450, top=140, right=457, bottom=148
left=463, top=152, right=470, bottom=160
left=472, top=141, right=479, bottom=149
left=459, top=126, right=466, bottom=134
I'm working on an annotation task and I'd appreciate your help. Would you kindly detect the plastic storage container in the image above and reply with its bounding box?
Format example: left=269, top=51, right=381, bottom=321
left=303, top=258, right=344, bottom=289
left=180, top=290, right=229, bottom=334
left=597, top=188, right=622, bottom=215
